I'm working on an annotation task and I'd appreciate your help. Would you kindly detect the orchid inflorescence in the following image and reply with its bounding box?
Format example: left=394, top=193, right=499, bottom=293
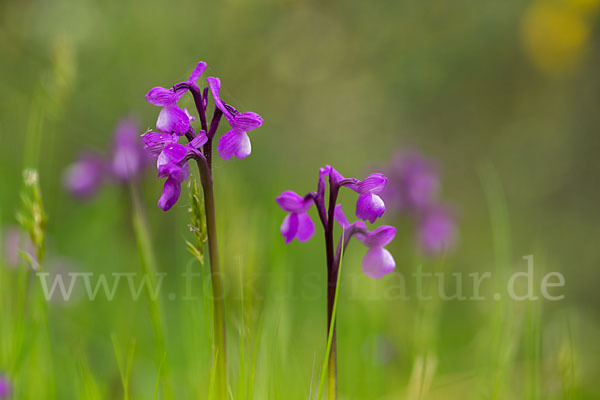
left=277, top=164, right=396, bottom=279
left=277, top=164, right=397, bottom=398
left=142, top=61, right=263, bottom=211
left=141, top=61, right=262, bottom=398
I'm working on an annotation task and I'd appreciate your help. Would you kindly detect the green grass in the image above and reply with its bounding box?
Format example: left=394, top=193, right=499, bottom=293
left=0, top=164, right=591, bottom=399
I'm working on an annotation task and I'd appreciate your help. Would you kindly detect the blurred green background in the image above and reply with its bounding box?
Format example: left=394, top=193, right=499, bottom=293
left=1, top=0, right=599, bottom=398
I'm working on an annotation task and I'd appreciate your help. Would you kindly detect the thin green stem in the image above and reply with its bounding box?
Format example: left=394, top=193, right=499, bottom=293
left=129, top=183, right=173, bottom=400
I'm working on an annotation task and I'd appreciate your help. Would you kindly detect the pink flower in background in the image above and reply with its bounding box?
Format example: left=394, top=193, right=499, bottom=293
left=2, top=227, right=36, bottom=268
left=63, top=116, right=151, bottom=199
left=381, top=151, right=439, bottom=213
left=111, top=117, right=151, bottom=181
left=62, top=152, right=106, bottom=198
left=0, top=375, right=10, bottom=398
left=379, top=149, right=457, bottom=256
left=417, top=205, right=456, bottom=255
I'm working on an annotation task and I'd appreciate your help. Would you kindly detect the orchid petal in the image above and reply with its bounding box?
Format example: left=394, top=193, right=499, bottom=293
left=354, top=173, right=387, bottom=194
left=356, top=193, right=386, bottom=223
left=146, top=87, right=179, bottom=106
left=157, top=162, right=189, bottom=182
left=233, top=112, right=263, bottom=131
left=157, top=105, right=190, bottom=135
left=334, top=204, right=350, bottom=229
left=189, top=130, right=208, bottom=149
left=362, top=247, right=395, bottom=279
left=276, top=191, right=312, bottom=213
left=296, top=212, right=315, bottom=242
left=217, top=130, right=251, bottom=160
left=207, top=77, right=234, bottom=120
left=158, top=177, right=182, bottom=211
left=188, top=61, right=207, bottom=83
left=281, top=213, right=299, bottom=244
left=358, top=225, right=396, bottom=248
left=159, top=143, right=187, bottom=165
left=142, top=133, right=176, bottom=157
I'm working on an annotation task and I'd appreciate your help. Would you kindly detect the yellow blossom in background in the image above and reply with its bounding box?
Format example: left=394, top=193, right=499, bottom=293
left=570, top=0, right=600, bottom=13
left=522, top=0, right=598, bottom=76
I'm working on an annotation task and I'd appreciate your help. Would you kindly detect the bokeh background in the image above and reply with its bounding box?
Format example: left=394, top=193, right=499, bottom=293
left=1, top=0, right=599, bottom=398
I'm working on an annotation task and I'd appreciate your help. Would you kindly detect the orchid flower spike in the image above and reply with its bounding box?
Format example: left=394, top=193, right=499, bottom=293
left=142, top=60, right=262, bottom=211
left=63, top=152, right=106, bottom=198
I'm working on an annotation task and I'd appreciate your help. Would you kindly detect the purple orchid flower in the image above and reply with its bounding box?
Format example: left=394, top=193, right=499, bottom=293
left=145, top=62, right=207, bottom=136
left=349, top=173, right=387, bottom=223
left=63, top=152, right=106, bottom=198
left=0, top=376, right=10, bottom=398
left=153, top=132, right=207, bottom=211
left=334, top=204, right=396, bottom=279
left=207, top=77, right=263, bottom=160
left=276, top=191, right=315, bottom=243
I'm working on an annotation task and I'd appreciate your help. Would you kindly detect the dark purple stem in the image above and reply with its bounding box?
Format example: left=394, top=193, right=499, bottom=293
left=325, top=179, right=341, bottom=399
left=174, top=83, right=208, bottom=134
left=204, top=108, right=223, bottom=170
